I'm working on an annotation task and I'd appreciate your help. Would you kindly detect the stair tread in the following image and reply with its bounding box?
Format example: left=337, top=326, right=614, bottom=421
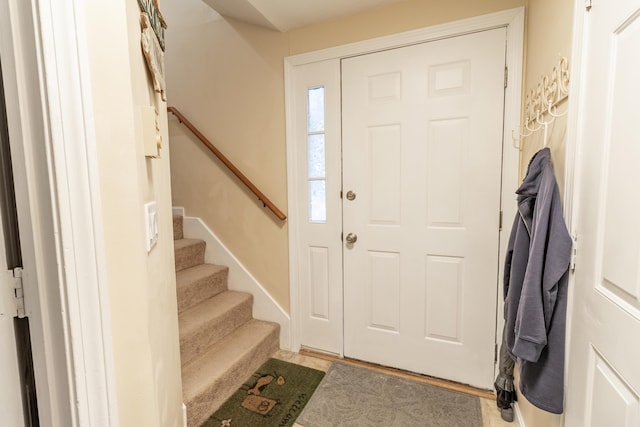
left=176, top=263, right=227, bottom=287
left=181, top=319, right=279, bottom=400
left=174, top=238, right=205, bottom=249
left=179, top=290, right=252, bottom=337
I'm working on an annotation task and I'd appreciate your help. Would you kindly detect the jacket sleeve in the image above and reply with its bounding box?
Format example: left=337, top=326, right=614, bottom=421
left=503, top=214, right=519, bottom=301
left=511, top=167, right=572, bottom=363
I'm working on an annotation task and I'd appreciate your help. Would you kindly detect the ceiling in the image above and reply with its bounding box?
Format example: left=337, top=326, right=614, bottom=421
left=200, top=0, right=408, bottom=32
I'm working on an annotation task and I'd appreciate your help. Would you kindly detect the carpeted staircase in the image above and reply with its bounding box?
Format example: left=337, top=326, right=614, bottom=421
left=173, top=215, right=280, bottom=427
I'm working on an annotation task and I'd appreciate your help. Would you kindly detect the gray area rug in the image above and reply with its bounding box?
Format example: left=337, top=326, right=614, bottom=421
left=297, top=361, right=482, bottom=427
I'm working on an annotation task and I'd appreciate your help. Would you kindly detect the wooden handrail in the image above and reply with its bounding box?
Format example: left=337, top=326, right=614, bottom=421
left=167, top=106, right=287, bottom=221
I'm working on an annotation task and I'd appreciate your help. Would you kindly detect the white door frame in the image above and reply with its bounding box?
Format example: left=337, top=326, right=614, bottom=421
left=561, top=4, right=583, bottom=421
left=285, top=7, right=525, bottom=364
left=1, top=0, right=117, bottom=425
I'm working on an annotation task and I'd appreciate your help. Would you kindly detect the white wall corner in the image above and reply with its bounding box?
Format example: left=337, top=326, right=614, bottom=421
left=182, top=216, right=291, bottom=350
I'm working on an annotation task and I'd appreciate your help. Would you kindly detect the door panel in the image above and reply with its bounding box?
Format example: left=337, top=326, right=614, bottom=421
left=587, top=351, right=639, bottom=427
left=566, top=1, right=640, bottom=425
left=342, top=28, right=507, bottom=388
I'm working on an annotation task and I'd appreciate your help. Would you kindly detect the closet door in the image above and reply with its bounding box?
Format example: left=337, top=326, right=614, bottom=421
left=566, top=1, right=640, bottom=425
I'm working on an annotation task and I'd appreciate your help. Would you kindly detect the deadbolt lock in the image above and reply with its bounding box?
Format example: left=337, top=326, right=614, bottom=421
left=345, top=233, right=358, bottom=244
left=346, top=190, right=356, bottom=201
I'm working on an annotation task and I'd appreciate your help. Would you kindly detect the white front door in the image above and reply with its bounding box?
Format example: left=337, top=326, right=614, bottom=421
left=342, top=28, right=507, bottom=388
left=565, top=1, right=640, bottom=425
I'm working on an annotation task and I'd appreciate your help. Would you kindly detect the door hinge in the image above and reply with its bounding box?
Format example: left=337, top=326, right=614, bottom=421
left=585, top=0, right=592, bottom=11
left=570, top=235, right=578, bottom=272
left=499, top=210, right=503, bottom=231
left=504, top=66, right=508, bottom=88
left=1, top=267, right=25, bottom=318
left=494, top=343, right=498, bottom=363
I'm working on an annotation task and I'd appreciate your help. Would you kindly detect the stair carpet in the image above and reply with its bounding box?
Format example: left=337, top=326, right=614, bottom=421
left=173, top=215, right=280, bottom=427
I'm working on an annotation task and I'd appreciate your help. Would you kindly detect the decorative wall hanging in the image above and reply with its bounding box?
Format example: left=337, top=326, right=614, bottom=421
left=137, top=0, right=167, bottom=51
left=141, top=12, right=166, bottom=101
left=512, top=57, right=570, bottom=148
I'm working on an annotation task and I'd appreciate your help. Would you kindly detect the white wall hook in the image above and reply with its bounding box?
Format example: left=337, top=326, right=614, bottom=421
left=511, top=57, right=570, bottom=148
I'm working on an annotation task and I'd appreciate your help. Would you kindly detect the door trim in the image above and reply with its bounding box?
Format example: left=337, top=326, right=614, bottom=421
left=563, top=1, right=606, bottom=424
left=1, top=0, right=117, bottom=424
left=34, top=0, right=118, bottom=424
left=285, top=7, right=525, bottom=366
left=562, top=4, right=584, bottom=422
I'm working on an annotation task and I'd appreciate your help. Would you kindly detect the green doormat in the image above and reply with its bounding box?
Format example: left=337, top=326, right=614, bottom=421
left=202, top=358, right=325, bottom=427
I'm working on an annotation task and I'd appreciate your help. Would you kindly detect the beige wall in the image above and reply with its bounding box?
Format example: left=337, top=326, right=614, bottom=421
left=516, top=0, right=575, bottom=426
left=165, top=0, right=524, bottom=313
left=289, top=0, right=525, bottom=54
left=85, top=1, right=183, bottom=426
left=166, top=15, right=291, bottom=310
left=519, top=0, right=574, bottom=193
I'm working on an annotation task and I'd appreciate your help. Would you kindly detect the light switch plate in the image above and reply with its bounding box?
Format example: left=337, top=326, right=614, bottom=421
left=145, top=201, right=158, bottom=252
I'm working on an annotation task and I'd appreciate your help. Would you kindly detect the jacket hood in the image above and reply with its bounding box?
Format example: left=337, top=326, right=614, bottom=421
left=516, top=148, right=551, bottom=197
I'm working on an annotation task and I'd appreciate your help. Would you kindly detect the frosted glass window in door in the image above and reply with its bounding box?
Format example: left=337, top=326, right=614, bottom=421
left=307, top=86, right=326, bottom=223
left=309, top=180, right=327, bottom=223
left=308, top=134, right=326, bottom=178
left=308, top=87, right=325, bottom=132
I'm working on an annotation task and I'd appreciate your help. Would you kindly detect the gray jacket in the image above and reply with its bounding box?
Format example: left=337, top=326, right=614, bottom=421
left=503, top=148, right=572, bottom=414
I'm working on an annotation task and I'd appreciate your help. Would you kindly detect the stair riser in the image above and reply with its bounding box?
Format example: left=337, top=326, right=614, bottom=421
left=180, top=297, right=253, bottom=367
left=173, top=216, right=183, bottom=240
left=175, top=241, right=205, bottom=272
left=177, top=269, right=228, bottom=314
left=186, top=326, right=279, bottom=427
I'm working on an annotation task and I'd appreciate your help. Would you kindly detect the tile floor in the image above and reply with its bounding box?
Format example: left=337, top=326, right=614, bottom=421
left=273, top=350, right=513, bottom=427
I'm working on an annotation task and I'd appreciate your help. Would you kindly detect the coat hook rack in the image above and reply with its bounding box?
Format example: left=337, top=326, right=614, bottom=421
left=512, top=57, right=570, bottom=149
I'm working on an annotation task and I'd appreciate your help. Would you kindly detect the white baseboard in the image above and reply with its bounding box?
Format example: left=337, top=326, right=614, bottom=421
left=514, top=402, right=525, bottom=427
left=181, top=215, right=291, bottom=350
left=182, top=402, right=187, bottom=427
left=172, top=206, right=185, bottom=217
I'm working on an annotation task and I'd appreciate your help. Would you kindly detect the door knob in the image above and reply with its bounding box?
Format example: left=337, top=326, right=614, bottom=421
left=345, top=233, right=358, bottom=244
left=346, top=190, right=356, bottom=201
